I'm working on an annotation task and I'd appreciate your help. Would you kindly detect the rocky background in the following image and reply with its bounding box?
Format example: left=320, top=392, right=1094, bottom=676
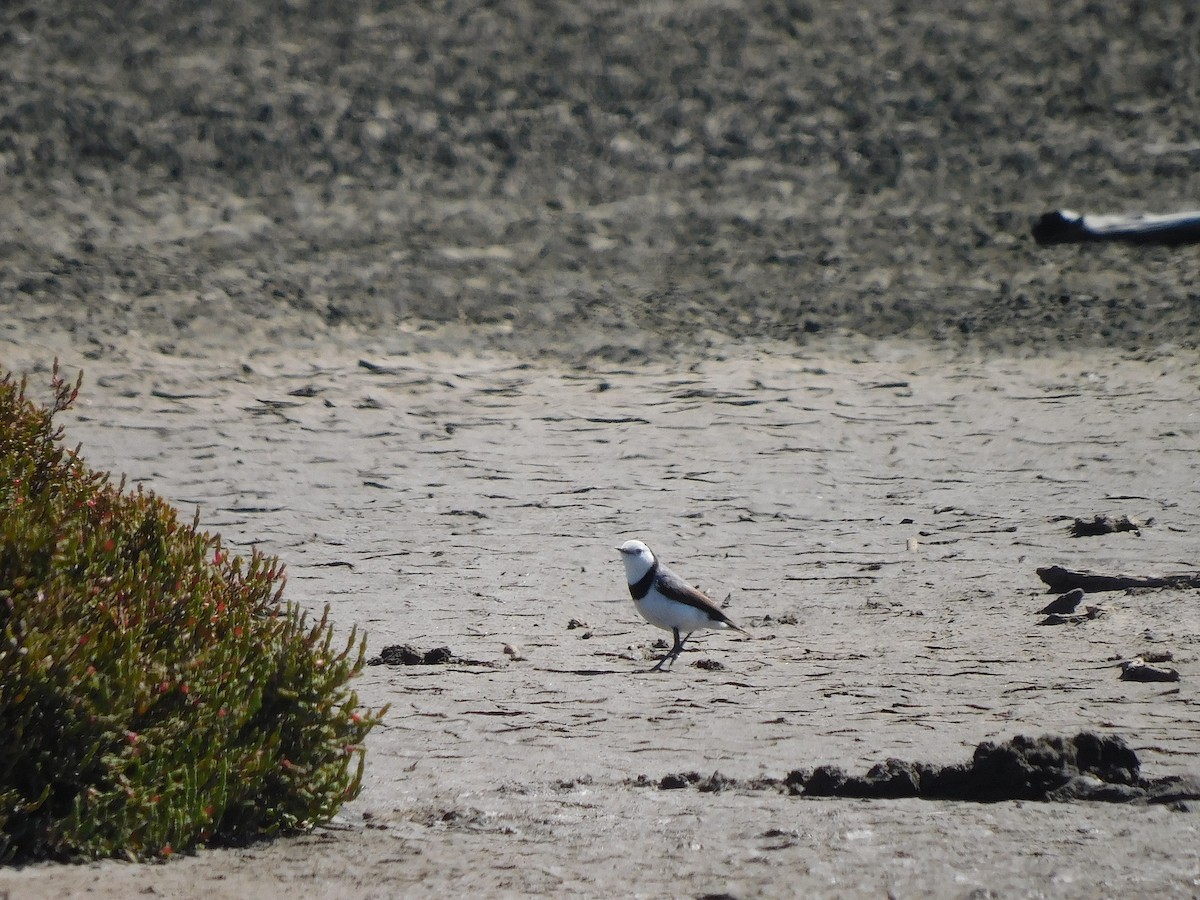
left=3, top=0, right=1199, bottom=360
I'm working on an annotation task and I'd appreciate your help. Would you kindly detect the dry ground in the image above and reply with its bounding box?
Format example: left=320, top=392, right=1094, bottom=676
left=3, top=1, right=1200, bottom=896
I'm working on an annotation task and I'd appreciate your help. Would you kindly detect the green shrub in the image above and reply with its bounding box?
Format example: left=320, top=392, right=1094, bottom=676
left=0, top=363, right=387, bottom=861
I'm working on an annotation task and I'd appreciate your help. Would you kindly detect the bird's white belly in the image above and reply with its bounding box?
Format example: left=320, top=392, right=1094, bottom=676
left=634, top=590, right=719, bottom=633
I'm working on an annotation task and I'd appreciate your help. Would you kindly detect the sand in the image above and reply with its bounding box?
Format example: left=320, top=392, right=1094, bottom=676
left=1, top=337, right=1198, bottom=898
left=3, top=1, right=1200, bottom=896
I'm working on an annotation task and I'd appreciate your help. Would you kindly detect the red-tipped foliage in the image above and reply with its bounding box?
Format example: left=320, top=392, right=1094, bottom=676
left=0, top=363, right=386, bottom=861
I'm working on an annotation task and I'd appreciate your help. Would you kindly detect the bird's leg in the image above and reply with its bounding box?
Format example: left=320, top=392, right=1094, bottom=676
left=651, top=628, right=686, bottom=672
left=669, top=628, right=689, bottom=665
left=650, top=630, right=676, bottom=671
left=652, top=628, right=691, bottom=672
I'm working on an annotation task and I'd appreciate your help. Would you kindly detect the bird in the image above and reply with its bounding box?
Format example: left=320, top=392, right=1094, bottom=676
left=616, top=540, right=747, bottom=671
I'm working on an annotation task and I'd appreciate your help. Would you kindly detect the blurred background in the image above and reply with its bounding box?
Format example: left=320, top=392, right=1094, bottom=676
left=2, top=0, right=1198, bottom=361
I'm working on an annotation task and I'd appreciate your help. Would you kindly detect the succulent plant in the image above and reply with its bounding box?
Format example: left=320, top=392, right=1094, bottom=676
left=0, top=363, right=386, bottom=861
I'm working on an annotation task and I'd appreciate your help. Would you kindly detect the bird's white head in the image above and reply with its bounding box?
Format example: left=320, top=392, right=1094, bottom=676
left=617, top=539, right=655, bottom=583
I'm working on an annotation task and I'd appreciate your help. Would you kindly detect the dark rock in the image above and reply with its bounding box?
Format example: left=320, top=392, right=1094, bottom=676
left=1046, top=776, right=1144, bottom=803
left=802, top=765, right=848, bottom=796
left=789, top=732, right=1152, bottom=803
left=369, top=644, right=455, bottom=666
left=651, top=733, right=1196, bottom=808
left=697, top=771, right=735, bottom=793
left=1069, top=514, right=1145, bottom=537
left=1070, top=731, right=1141, bottom=784
left=1038, top=604, right=1105, bottom=626
left=1146, top=775, right=1200, bottom=806
left=914, top=762, right=975, bottom=799
left=1039, top=588, right=1084, bottom=615
left=961, top=733, right=1140, bottom=800
left=1038, top=613, right=1074, bottom=625
left=1119, top=658, right=1181, bottom=682
left=783, top=768, right=812, bottom=796
left=857, top=758, right=922, bottom=798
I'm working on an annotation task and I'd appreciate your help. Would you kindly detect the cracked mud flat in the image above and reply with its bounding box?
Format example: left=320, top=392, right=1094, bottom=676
left=2, top=339, right=1199, bottom=898
left=4, top=0, right=1200, bottom=895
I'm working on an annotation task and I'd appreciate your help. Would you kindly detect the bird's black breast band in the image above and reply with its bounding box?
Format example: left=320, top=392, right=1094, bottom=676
left=629, top=561, right=658, bottom=600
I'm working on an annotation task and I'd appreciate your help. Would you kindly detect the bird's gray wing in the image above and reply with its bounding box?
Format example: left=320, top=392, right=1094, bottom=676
left=655, top=564, right=741, bottom=628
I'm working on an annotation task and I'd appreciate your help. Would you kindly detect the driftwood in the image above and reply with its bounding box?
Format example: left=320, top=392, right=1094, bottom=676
left=1033, top=209, right=1200, bottom=245
left=1037, top=565, right=1200, bottom=594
